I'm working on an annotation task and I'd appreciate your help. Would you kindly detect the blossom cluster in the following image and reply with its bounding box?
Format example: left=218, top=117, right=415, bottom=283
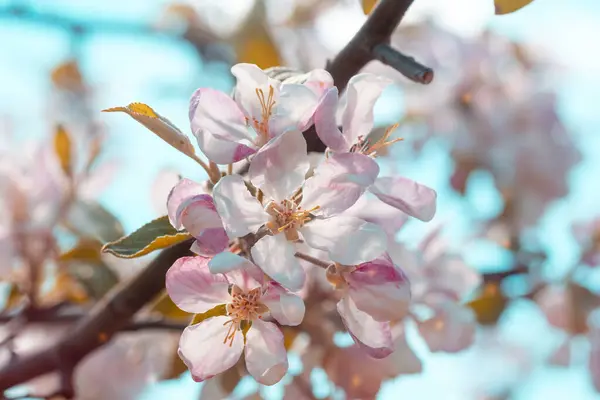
left=164, top=63, right=439, bottom=385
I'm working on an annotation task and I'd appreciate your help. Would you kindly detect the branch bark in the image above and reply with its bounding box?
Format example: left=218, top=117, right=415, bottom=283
left=0, top=0, right=420, bottom=393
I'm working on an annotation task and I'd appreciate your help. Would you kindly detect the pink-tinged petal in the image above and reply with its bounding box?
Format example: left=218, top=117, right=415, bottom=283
left=166, top=256, right=230, bottom=314
left=208, top=252, right=263, bottom=290
left=190, top=228, right=229, bottom=256
left=425, top=254, right=481, bottom=300
left=337, top=295, right=393, bottom=359
left=231, top=63, right=281, bottom=121
left=270, top=84, right=320, bottom=134
left=589, top=329, right=600, bottom=392
left=212, top=175, right=270, bottom=238
left=346, top=254, right=411, bottom=321
left=417, top=302, right=476, bottom=353
left=178, top=317, right=244, bottom=382
left=251, top=234, right=306, bottom=291
left=249, top=130, right=309, bottom=202
left=244, top=320, right=288, bottom=385
left=190, top=88, right=255, bottom=164
left=341, top=73, right=393, bottom=145
left=548, top=338, right=571, bottom=367
left=301, top=153, right=379, bottom=217
left=344, top=195, right=409, bottom=238
left=304, top=69, right=334, bottom=97
left=262, top=282, right=305, bottom=326
left=314, top=87, right=350, bottom=152
left=387, top=324, right=423, bottom=375
left=535, top=285, right=570, bottom=330
left=369, top=177, right=437, bottom=222
left=300, top=216, right=387, bottom=265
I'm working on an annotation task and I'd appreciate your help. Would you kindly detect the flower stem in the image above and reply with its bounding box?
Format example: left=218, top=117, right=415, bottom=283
left=294, top=252, right=332, bottom=269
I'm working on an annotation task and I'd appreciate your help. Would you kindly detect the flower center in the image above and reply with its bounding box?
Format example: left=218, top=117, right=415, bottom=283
left=349, top=123, right=403, bottom=157
left=223, top=286, right=266, bottom=346
left=247, top=85, right=276, bottom=147
left=265, top=198, right=319, bottom=241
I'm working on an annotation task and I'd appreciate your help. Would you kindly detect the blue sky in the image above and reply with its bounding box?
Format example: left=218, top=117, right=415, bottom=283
left=2, top=0, right=600, bottom=398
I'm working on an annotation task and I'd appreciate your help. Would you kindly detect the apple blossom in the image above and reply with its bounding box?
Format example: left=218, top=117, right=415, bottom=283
left=166, top=178, right=228, bottom=256
left=211, top=130, right=386, bottom=291
left=326, top=252, right=411, bottom=358
left=189, top=63, right=332, bottom=164
left=166, top=253, right=305, bottom=385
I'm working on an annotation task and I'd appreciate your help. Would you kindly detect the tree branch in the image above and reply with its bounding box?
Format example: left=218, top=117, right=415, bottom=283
left=0, top=239, right=193, bottom=392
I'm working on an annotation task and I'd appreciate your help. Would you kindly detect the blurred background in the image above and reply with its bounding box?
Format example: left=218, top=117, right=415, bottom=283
left=1, top=0, right=600, bottom=399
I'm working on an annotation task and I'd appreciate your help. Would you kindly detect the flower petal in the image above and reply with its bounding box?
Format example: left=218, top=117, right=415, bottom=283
left=314, top=87, right=350, bottom=152
left=301, top=216, right=387, bottom=265
left=589, top=329, right=600, bottom=392
left=166, top=178, right=204, bottom=229
left=341, top=74, right=393, bottom=145
left=337, top=295, right=393, bottom=358
left=190, top=228, right=229, bottom=256
left=548, top=338, right=571, bottom=367
left=178, top=316, right=244, bottom=382
left=212, top=174, right=270, bottom=238
left=301, top=153, right=379, bottom=217
left=249, top=130, right=309, bottom=202
left=369, top=177, right=437, bottom=222
left=245, top=320, right=288, bottom=385
left=304, top=69, right=334, bottom=97
left=388, top=324, right=423, bottom=375
left=190, top=88, right=256, bottom=164
left=416, top=302, right=476, bottom=353
left=231, top=63, right=281, bottom=122
left=166, top=256, right=230, bottom=314
left=262, top=282, right=306, bottom=326
left=251, top=234, right=306, bottom=291
left=208, top=252, right=263, bottom=290
left=343, top=195, right=409, bottom=238
left=270, top=84, right=320, bottom=134
left=346, top=254, right=411, bottom=321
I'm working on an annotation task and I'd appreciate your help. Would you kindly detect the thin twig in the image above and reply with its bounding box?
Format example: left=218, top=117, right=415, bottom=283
left=295, top=252, right=332, bottom=269
left=373, top=43, right=433, bottom=84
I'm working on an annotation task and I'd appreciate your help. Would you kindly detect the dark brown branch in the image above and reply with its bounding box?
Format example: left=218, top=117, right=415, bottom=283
left=373, top=43, right=433, bottom=84
left=0, top=239, right=193, bottom=392
left=326, top=0, right=417, bottom=90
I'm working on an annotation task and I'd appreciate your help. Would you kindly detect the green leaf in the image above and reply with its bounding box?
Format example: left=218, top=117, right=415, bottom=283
left=67, top=260, right=119, bottom=300
left=361, top=0, right=378, bottom=14
left=467, top=283, right=508, bottom=325
left=191, top=304, right=228, bottom=325
left=102, top=216, right=191, bottom=259
left=494, top=0, right=535, bottom=15
left=66, top=200, right=125, bottom=243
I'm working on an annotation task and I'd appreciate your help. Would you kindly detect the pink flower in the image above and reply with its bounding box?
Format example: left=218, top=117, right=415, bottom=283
left=166, top=254, right=305, bottom=385
left=167, top=178, right=228, bottom=256
left=212, top=130, right=386, bottom=291
left=328, top=253, right=411, bottom=358
left=189, top=63, right=332, bottom=164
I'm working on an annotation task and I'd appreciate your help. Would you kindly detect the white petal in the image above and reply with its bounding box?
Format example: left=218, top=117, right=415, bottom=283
left=341, top=74, right=392, bottom=145
left=337, top=296, right=393, bottom=358
left=178, top=317, right=244, bottom=382
left=262, top=282, right=306, bottom=326
left=270, top=84, right=320, bottom=134
left=212, top=174, right=270, bottom=238
left=301, top=216, right=387, bottom=265
left=165, top=256, right=230, bottom=314
left=249, top=130, right=309, bottom=202
left=251, top=234, right=306, bottom=291
left=313, top=87, right=350, bottom=152
left=301, top=153, right=379, bottom=217
left=416, top=302, right=476, bottom=353
left=369, top=177, right=437, bottom=222
left=245, top=320, right=288, bottom=385
left=231, top=63, right=281, bottom=122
